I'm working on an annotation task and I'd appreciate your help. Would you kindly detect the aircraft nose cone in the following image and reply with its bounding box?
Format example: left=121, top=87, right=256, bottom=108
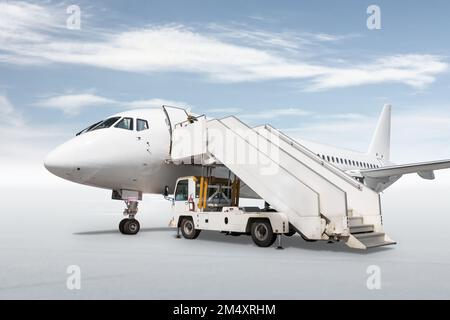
left=44, top=146, right=74, bottom=178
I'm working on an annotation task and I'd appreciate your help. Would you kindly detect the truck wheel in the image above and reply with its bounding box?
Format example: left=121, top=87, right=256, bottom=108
left=180, top=218, right=201, bottom=239
left=251, top=220, right=276, bottom=247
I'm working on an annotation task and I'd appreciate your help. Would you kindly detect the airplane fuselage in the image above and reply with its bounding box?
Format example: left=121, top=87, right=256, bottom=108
left=44, top=106, right=391, bottom=196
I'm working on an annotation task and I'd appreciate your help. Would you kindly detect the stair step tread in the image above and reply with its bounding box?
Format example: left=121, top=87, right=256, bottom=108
left=365, top=240, right=397, bottom=249
left=354, top=232, right=385, bottom=239
left=350, top=224, right=375, bottom=234
left=346, top=232, right=396, bottom=250
left=348, top=217, right=364, bottom=227
left=350, top=224, right=373, bottom=228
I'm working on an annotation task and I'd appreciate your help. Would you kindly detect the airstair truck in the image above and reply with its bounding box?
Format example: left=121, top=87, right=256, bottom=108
left=168, top=174, right=291, bottom=247
left=168, top=115, right=396, bottom=249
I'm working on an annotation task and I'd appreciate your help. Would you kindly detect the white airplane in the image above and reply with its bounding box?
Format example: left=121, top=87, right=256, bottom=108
left=44, top=104, right=450, bottom=234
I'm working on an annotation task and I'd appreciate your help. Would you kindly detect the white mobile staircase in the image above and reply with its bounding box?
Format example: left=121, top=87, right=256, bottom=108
left=171, top=116, right=395, bottom=249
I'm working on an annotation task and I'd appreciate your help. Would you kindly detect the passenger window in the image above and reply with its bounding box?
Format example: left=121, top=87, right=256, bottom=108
left=332, top=156, right=335, bottom=163
left=327, top=156, right=330, bottom=162
left=115, top=117, right=134, bottom=130
left=137, top=119, right=149, bottom=131
left=174, top=179, right=189, bottom=201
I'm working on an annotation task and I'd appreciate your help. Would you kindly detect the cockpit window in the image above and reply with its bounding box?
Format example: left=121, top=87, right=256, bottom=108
left=115, top=117, right=134, bottom=130
left=137, top=119, right=149, bottom=131
left=76, top=121, right=102, bottom=136
left=90, top=117, right=121, bottom=131
left=76, top=117, right=122, bottom=136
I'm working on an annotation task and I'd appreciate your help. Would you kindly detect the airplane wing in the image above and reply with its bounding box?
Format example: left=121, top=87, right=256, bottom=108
left=349, top=159, right=450, bottom=192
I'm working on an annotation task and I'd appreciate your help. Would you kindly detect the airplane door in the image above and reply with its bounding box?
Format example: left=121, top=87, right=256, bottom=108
left=135, top=118, right=151, bottom=157
left=162, top=105, right=189, bottom=154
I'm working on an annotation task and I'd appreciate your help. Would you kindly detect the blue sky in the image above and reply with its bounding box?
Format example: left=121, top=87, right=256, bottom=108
left=1, top=0, right=450, bottom=166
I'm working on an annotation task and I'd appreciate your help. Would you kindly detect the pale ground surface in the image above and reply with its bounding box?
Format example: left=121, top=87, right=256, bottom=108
left=1, top=165, right=450, bottom=299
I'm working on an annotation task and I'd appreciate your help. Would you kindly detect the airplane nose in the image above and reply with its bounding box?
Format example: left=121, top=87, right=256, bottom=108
left=44, top=146, right=74, bottom=178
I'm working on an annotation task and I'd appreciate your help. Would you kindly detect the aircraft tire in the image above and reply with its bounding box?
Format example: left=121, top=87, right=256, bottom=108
left=119, top=218, right=128, bottom=234
left=122, top=219, right=140, bottom=235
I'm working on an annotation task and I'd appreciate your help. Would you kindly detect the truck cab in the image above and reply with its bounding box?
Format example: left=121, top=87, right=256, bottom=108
left=169, top=175, right=291, bottom=247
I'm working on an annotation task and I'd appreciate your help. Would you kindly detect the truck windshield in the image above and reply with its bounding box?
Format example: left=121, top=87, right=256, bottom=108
left=174, top=180, right=189, bottom=201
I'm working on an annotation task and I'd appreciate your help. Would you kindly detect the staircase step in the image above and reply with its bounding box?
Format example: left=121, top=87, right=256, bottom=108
left=348, top=217, right=363, bottom=227
left=352, top=232, right=396, bottom=249
left=364, top=239, right=396, bottom=249
left=354, top=232, right=385, bottom=239
left=350, top=224, right=374, bottom=234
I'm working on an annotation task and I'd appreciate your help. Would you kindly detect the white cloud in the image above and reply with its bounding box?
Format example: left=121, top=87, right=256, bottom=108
left=0, top=95, right=23, bottom=126
left=240, top=108, right=312, bottom=120
left=315, top=113, right=368, bottom=120
left=284, top=109, right=450, bottom=163
left=36, top=94, right=116, bottom=115
left=313, top=33, right=343, bottom=42
left=35, top=93, right=187, bottom=115
left=125, top=98, right=188, bottom=109
left=0, top=2, right=447, bottom=91
left=308, top=55, right=448, bottom=91
left=206, top=24, right=309, bottom=52
left=205, top=107, right=243, bottom=114
left=0, top=95, right=15, bottom=115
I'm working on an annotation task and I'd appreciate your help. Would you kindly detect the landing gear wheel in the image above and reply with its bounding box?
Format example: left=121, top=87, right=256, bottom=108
left=251, top=220, right=277, bottom=247
left=180, top=218, right=201, bottom=239
left=119, top=218, right=128, bottom=234
left=121, top=219, right=140, bottom=235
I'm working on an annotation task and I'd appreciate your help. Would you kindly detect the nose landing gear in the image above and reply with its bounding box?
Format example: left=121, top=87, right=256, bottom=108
left=119, top=200, right=141, bottom=235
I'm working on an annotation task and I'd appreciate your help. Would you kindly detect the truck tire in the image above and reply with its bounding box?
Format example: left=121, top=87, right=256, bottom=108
left=251, top=220, right=276, bottom=247
left=180, top=218, right=201, bottom=239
